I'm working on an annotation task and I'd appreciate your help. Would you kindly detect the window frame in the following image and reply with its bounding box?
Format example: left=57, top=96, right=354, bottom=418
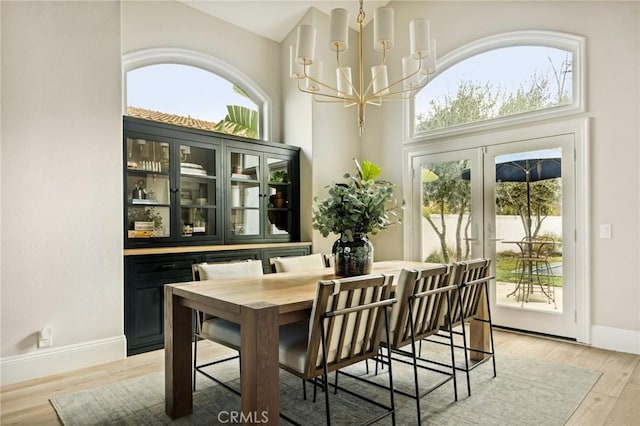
left=404, top=30, right=585, bottom=143
left=123, top=48, right=271, bottom=141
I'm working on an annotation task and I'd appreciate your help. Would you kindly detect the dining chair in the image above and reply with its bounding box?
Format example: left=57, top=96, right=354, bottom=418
left=342, top=265, right=458, bottom=426
left=269, top=252, right=328, bottom=273
left=427, top=258, right=496, bottom=397
left=278, top=274, right=397, bottom=425
left=269, top=252, right=331, bottom=400
left=191, top=259, right=264, bottom=393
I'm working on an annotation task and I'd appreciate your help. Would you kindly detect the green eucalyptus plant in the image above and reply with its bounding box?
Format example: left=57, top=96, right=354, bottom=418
left=312, top=159, right=401, bottom=242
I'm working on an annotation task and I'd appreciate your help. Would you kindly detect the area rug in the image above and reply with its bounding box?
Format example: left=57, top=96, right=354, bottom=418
left=50, top=350, right=600, bottom=425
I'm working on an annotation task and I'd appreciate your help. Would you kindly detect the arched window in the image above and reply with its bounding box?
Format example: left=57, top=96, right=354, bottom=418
left=408, top=31, right=584, bottom=140
left=123, top=48, right=271, bottom=140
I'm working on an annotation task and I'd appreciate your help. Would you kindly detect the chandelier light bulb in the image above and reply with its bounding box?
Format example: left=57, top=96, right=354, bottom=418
left=296, top=25, right=317, bottom=65
left=336, top=67, right=353, bottom=96
left=374, top=7, right=395, bottom=51
left=330, top=8, right=349, bottom=52
left=410, top=18, right=430, bottom=59
left=306, top=60, right=323, bottom=92
left=371, top=65, right=389, bottom=95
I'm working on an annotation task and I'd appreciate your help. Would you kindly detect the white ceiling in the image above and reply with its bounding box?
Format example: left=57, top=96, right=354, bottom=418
left=178, top=1, right=390, bottom=43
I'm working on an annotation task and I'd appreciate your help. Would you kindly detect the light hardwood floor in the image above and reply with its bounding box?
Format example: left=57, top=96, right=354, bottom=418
left=1, top=330, right=638, bottom=425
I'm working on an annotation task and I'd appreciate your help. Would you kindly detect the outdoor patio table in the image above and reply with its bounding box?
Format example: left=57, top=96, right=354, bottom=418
left=503, top=240, right=556, bottom=306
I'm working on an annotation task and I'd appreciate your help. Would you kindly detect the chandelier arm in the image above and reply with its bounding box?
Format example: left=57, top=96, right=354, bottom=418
left=375, top=56, right=426, bottom=96
left=297, top=77, right=359, bottom=103
left=300, top=65, right=344, bottom=96
left=314, top=97, right=358, bottom=107
left=363, top=83, right=426, bottom=104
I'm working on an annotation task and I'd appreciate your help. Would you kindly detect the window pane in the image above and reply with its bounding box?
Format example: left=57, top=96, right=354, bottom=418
left=415, top=46, right=573, bottom=133
left=127, top=64, right=259, bottom=138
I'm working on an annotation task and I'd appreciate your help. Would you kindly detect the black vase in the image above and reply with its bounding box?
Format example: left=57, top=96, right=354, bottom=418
left=332, top=233, right=374, bottom=277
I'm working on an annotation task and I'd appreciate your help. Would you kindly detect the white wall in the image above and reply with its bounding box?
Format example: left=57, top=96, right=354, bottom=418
left=1, top=1, right=124, bottom=384
left=362, top=2, right=640, bottom=340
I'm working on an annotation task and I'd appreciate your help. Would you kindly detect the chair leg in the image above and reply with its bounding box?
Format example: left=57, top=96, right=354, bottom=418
left=193, top=333, right=198, bottom=392
left=458, top=320, right=472, bottom=397
left=410, top=335, right=422, bottom=426
left=484, top=288, right=497, bottom=379
left=302, top=378, right=307, bottom=401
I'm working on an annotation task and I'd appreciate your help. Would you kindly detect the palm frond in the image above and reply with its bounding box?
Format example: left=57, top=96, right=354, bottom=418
left=214, top=105, right=258, bottom=138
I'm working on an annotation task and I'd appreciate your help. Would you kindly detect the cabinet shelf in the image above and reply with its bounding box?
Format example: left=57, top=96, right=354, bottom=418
left=180, top=174, right=217, bottom=180
left=127, top=169, right=170, bottom=177
left=129, top=201, right=170, bottom=208
left=181, top=203, right=217, bottom=208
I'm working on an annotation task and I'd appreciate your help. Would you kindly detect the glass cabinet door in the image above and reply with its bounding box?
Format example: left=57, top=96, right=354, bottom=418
left=126, top=137, right=171, bottom=240
left=228, top=150, right=261, bottom=237
left=178, top=141, right=221, bottom=241
left=266, top=156, right=293, bottom=238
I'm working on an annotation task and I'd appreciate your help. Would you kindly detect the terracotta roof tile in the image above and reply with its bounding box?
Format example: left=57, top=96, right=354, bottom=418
left=127, top=107, right=219, bottom=132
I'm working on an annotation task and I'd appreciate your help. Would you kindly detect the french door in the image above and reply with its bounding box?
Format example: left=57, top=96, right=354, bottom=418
left=410, top=133, right=578, bottom=339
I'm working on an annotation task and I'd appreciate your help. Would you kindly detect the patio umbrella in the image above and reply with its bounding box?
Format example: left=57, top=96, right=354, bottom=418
left=461, top=151, right=561, bottom=238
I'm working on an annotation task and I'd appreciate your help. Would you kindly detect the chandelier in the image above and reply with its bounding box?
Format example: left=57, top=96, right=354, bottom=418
left=290, top=0, right=437, bottom=134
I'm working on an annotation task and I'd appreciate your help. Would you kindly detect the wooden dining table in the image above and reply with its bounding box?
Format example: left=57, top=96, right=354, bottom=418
left=164, top=260, right=490, bottom=424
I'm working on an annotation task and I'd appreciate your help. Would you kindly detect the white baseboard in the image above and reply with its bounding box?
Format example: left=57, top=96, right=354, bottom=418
left=591, top=325, right=640, bottom=355
left=0, top=335, right=127, bottom=386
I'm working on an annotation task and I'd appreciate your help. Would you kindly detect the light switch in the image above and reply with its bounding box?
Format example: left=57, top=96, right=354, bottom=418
left=600, top=224, right=612, bottom=239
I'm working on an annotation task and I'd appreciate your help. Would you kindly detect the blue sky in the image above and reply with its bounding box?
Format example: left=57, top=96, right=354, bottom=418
left=416, top=46, right=572, bottom=115
left=127, top=64, right=257, bottom=123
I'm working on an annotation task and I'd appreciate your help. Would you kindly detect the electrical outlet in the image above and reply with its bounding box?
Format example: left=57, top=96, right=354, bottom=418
left=599, top=224, right=612, bottom=239
left=38, top=326, right=53, bottom=348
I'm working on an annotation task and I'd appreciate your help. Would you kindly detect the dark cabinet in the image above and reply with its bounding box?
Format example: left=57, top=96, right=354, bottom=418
left=123, top=117, right=300, bottom=248
left=123, top=117, right=309, bottom=355
left=124, top=245, right=310, bottom=355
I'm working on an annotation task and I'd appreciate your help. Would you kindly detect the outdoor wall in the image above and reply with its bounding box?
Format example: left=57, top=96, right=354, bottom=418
left=1, top=1, right=124, bottom=384
left=361, top=1, right=640, bottom=347
left=422, top=215, right=563, bottom=261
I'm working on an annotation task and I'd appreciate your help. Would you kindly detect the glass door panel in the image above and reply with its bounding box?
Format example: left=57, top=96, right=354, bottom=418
left=413, top=149, right=482, bottom=263
left=229, top=150, right=261, bottom=237
left=492, top=148, right=563, bottom=313
left=230, top=181, right=261, bottom=236
left=178, top=142, right=220, bottom=240
left=486, top=135, right=575, bottom=338
left=266, top=156, right=292, bottom=236
left=126, top=137, right=172, bottom=240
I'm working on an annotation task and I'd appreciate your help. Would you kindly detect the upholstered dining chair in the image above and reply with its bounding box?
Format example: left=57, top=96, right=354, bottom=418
left=269, top=252, right=330, bottom=399
left=191, top=259, right=263, bottom=393
left=269, top=252, right=328, bottom=273
left=278, top=274, right=397, bottom=426
left=430, top=258, right=496, bottom=397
